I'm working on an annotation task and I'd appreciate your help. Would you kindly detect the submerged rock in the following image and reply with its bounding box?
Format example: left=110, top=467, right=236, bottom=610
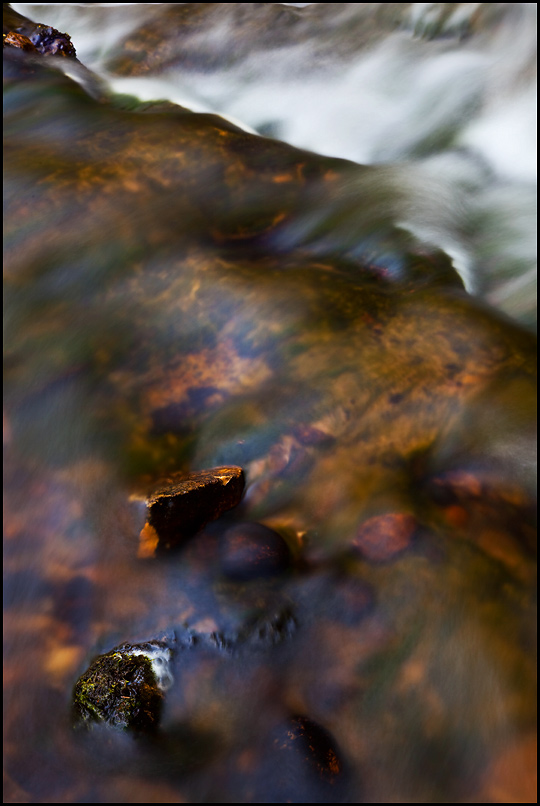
left=72, top=642, right=172, bottom=732
left=220, top=521, right=292, bottom=581
left=265, top=715, right=346, bottom=803
left=352, top=513, right=417, bottom=562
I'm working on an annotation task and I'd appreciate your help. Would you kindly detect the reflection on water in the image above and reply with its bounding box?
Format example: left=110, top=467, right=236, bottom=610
left=3, top=4, right=537, bottom=804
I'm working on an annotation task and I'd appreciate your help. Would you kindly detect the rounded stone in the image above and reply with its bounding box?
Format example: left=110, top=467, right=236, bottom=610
left=220, top=522, right=292, bottom=581
left=352, top=512, right=417, bottom=562
left=72, top=643, right=168, bottom=732
left=267, top=715, right=346, bottom=802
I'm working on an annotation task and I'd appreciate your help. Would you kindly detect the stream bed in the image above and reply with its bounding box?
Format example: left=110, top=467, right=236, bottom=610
left=3, top=4, right=537, bottom=803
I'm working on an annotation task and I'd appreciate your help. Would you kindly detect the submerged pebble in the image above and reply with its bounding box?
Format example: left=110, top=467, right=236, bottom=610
left=266, top=715, right=346, bottom=802
left=352, top=512, right=417, bottom=562
left=220, top=522, right=292, bottom=581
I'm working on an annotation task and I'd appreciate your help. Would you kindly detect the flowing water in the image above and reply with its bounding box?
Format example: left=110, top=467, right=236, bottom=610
left=3, top=4, right=537, bottom=803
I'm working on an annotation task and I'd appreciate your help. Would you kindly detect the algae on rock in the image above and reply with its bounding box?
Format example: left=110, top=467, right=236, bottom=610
left=72, top=642, right=171, bottom=732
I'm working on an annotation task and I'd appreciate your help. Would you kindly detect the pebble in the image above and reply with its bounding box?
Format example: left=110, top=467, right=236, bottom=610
left=220, top=522, right=292, bottom=581
left=352, top=512, right=416, bottom=561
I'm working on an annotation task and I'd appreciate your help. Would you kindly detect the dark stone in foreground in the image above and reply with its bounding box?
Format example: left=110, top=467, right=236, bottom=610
left=138, top=467, right=245, bottom=553
left=72, top=642, right=170, bottom=732
left=265, top=715, right=346, bottom=803
left=220, top=522, right=292, bottom=580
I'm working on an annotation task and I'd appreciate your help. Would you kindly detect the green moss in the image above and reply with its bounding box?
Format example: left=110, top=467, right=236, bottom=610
left=72, top=647, right=163, bottom=732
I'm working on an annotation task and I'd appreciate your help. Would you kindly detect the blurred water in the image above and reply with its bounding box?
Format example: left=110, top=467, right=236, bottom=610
left=13, top=2, right=537, bottom=327
left=3, top=4, right=537, bottom=804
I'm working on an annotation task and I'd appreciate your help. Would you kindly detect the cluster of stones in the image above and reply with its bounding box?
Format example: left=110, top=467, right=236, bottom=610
left=72, top=465, right=418, bottom=798
left=73, top=466, right=294, bottom=721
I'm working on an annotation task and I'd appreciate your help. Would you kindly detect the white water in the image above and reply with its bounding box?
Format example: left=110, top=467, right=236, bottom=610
left=13, top=2, right=537, bottom=327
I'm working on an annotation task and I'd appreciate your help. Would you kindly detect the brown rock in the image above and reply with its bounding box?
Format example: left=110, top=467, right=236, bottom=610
left=137, top=466, right=245, bottom=552
left=353, top=513, right=417, bottom=562
left=3, top=31, right=37, bottom=53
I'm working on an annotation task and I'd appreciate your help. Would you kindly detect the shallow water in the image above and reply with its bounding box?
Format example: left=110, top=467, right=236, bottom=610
left=3, top=4, right=537, bottom=804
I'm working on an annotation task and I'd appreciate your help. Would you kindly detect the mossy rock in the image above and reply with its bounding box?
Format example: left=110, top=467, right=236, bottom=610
left=73, top=643, right=170, bottom=732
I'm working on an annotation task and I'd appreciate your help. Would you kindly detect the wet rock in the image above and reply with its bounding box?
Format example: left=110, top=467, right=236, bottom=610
left=135, top=466, right=245, bottom=553
left=265, top=715, right=346, bottom=803
left=220, top=522, right=292, bottom=581
left=3, top=31, right=37, bottom=53
left=3, top=6, right=76, bottom=58
left=352, top=513, right=417, bottom=562
left=72, top=641, right=172, bottom=732
left=29, top=26, right=76, bottom=58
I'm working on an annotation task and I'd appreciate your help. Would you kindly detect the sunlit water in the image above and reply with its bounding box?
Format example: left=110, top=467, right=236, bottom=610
left=4, top=4, right=537, bottom=804
left=13, top=2, right=538, bottom=327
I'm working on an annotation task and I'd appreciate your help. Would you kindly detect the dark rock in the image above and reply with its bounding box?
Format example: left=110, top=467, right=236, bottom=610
left=136, top=466, right=245, bottom=553
left=220, top=522, right=292, bottom=581
left=72, top=641, right=171, bottom=732
left=30, top=26, right=76, bottom=58
left=266, top=715, right=346, bottom=803
left=3, top=6, right=76, bottom=58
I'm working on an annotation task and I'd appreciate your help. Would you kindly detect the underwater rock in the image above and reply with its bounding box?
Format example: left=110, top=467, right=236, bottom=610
left=220, top=521, right=292, bottom=581
left=135, top=467, right=245, bottom=554
left=352, top=513, right=417, bottom=562
left=266, top=715, right=346, bottom=803
left=72, top=641, right=172, bottom=732
left=29, top=26, right=76, bottom=58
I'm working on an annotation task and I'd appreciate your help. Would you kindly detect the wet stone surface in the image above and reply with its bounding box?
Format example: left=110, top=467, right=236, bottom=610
left=134, top=466, right=245, bottom=554
left=73, top=642, right=170, bottom=732
left=3, top=6, right=76, bottom=58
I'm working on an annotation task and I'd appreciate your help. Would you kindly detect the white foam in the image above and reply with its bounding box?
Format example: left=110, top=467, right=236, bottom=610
left=124, top=645, right=174, bottom=691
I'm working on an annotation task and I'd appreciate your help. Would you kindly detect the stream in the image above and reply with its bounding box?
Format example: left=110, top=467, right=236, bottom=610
left=3, top=4, right=537, bottom=803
